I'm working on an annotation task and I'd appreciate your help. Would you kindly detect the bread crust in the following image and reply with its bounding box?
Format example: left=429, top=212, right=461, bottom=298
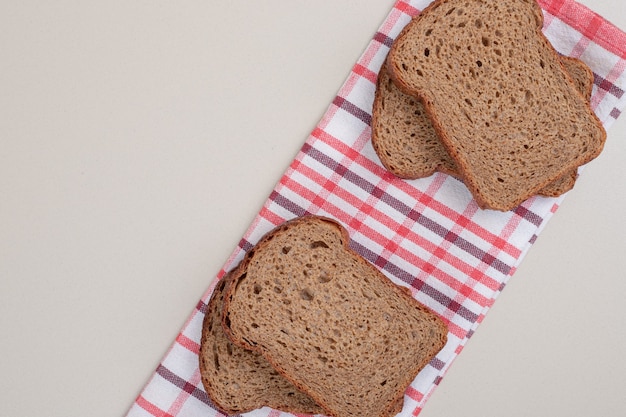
left=222, top=215, right=448, bottom=417
left=387, top=0, right=606, bottom=210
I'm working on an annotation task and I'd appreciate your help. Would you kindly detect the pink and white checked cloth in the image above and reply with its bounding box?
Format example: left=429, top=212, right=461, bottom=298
left=126, top=0, right=626, bottom=416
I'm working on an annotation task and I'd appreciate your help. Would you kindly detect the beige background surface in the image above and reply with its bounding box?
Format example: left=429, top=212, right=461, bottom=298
left=1, top=1, right=625, bottom=416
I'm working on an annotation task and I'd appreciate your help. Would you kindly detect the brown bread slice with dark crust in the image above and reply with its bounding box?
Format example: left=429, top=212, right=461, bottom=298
left=372, top=56, right=592, bottom=198
left=387, top=0, right=606, bottom=211
left=199, top=271, right=324, bottom=415
left=222, top=215, right=448, bottom=417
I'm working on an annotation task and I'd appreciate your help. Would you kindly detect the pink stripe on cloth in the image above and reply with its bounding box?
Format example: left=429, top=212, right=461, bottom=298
left=126, top=0, right=626, bottom=416
left=539, top=0, right=626, bottom=58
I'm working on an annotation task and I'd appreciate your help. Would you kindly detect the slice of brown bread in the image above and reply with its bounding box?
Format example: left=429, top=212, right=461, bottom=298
left=371, top=55, right=592, bottom=198
left=222, top=215, right=448, bottom=417
left=387, top=0, right=606, bottom=210
left=199, top=271, right=324, bottom=415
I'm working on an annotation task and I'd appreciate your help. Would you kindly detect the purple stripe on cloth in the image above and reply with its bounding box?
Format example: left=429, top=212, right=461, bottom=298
left=332, top=96, right=372, bottom=125
left=238, top=237, right=254, bottom=253
left=610, top=107, right=622, bottom=118
left=430, top=357, right=446, bottom=371
left=350, top=240, right=416, bottom=284
left=594, top=72, right=625, bottom=98
left=196, top=300, right=208, bottom=315
left=156, top=365, right=211, bottom=406
left=512, top=205, right=544, bottom=227
left=374, top=31, right=395, bottom=48
left=269, top=190, right=310, bottom=217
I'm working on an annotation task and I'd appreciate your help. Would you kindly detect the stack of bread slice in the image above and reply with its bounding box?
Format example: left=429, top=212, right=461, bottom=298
left=371, top=0, right=606, bottom=211
left=199, top=216, right=448, bottom=417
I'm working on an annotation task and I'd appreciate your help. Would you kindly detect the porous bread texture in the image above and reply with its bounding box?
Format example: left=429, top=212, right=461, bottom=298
left=387, top=0, right=606, bottom=211
left=371, top=55, right=593, bottom=197
left=199, top=272, right=324, bottom=415
left=222, top=215, right=448, bottom=417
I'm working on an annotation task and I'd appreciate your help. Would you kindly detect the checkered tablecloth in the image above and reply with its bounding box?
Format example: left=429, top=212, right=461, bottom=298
left=126, top=0, right=626, bottom=416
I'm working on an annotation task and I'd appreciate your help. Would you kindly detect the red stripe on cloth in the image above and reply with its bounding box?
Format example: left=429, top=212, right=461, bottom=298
left=550, top=203, right=559, bottom=213
left=405, top=385, right=425, bottom=403
left=584, top=14, right=605, bottom=41
left=442, top=318, right=470, bottom=341
left=394, top=0, right=421, bottom=17
left=353, top=63, right=379, bottom=84
left=259, top=205, right=287, bottom=228
left=175, top=333, right=200, bottom=355
left=136, top=395, right=174, bottom=417
left=539, top=0, right=626, bottom=59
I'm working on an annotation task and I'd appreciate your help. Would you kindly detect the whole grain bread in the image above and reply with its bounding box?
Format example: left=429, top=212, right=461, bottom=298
left=199, top=271, right=324, bottom=415
left=222, top=215, right=448, bottom=417
left=371, top=56, right=592, bottom=198
left=387, top=0, right=606, bottom=210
